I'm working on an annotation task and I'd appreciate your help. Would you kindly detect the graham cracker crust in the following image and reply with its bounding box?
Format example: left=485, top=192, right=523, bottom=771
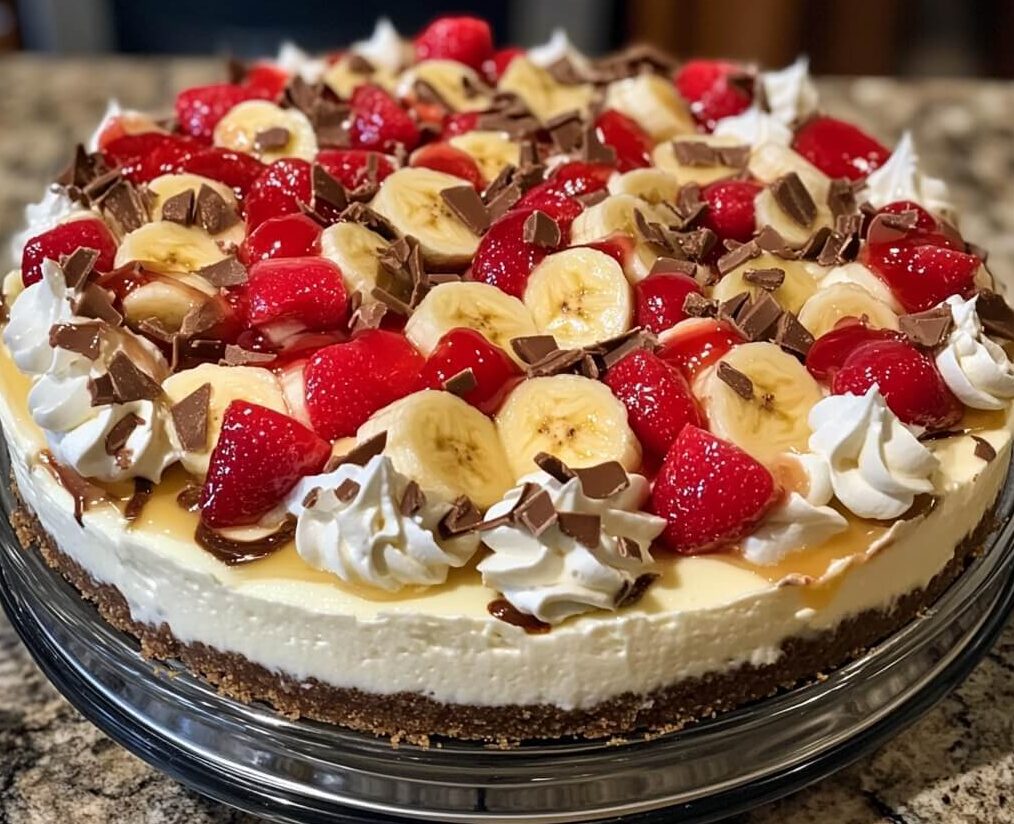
left=7, top=483, right=998, bottom=744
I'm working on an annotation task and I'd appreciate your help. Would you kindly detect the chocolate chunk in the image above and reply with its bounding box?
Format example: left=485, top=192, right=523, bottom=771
left=105, top=412, right=143, bottom=457
left=170, top=382, right=211, bottom=453
left=73, top=284, right=122, bottom=326
left=717, top=291, right=751, bottom=325
left=254, top=127, right=291, bottom=152
left=196, top=256, right=248, bottom=287
left=774, top=311, right=814, bottom=357
left=526, top=347, right=586, bottom=378
left=349, top=298, right=388, bottom=333
left=485, top=181, right=523, bottom=222
left=330, top=432, right=388, bottom=470
left=440, top=185, right=489, bottom=235
left=179, top=300, right=223, bottom=338
left=974, top=290, right=1014, bottom=340
left=615, top=535, right=640, bottom=559
left=99, top=180, right=149, bottom=233
left=754, top=225, right=799, bottom=259
left=771, top=173, right=816, bottom=227
left=533, top=452, right=575, bottom=484
left=580, top=124, right=617, bottom=166
left=972, top=435, right=996, bottom=462
left=370, top=286, right=413, bottom=317
left=513, top=488, right=558, bottom=537
left=220, top=344, right=276, bottom=366
left=573, top=461, right=629, bottom=499
left=649, top=256, right=696, bottom=276
left=615, top=573, right=658, bottom=608
left=866, top=211, right=917, bottom=246
left=717, top=361, right=754, bottom=400
left=176, top=482, right=203, bottom=513
left=510, top=335, right=559, bottom=365
left=87, top=373, right=115, bottom=406
left=195, top=515, right=297, bottom=566
left=717, top=240, right=761, bottom=275
left=556, top=511, right=601, bottom=548
left=900, top=306, right=953, bottom=348
left=196, top=184, right=240, bottom=235
left=487, top=598, right=551, bottom=634
left=439, top=495, right=483, bottom=537
left=49, top=321, right=103, bottom=359
left=683, top=292, right=716, bottom=318
left=674, top=183, right=707, bottom=227
left=522, top=210, right=561, bottom=248
left=482, top=163, right=517, bottom=204
left=443, top=367, right=478, bottom=397
left=124, top=477, right=155, bottom=524
left=161, top=189, right=195, bottom=225
left=60, top=246, right=101, bottom=289
left=399, top=480, right=425, bottom=516
left=576, top=189, right=607, bottom=208
left=815, top=230, right=859, bottom=267
left=598, top=328, right=656, bottom=369
left=672, top=140, right=723, bottom=167
left=107, top=352, right=162, bottom=402
left=312, top=163, right=348, bottom=211
left=413, top=78, right=450, bottom=108
left=743, top=267, right=785, bottom=290
left=335, top=479, right=362, bottom=503
left=735, top=292, right=783, bottom=341
left=827, top=178, right=858, bottom=218
left=545, top=111, right=583, bottom=154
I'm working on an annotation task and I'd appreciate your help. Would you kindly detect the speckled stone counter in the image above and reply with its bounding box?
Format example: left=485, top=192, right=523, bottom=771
left=0, top=56, right=1012, bottom=823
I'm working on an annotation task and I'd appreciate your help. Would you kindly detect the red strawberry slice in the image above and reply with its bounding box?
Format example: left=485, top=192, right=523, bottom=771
left=414, top=16, right=494, bottom=72
left=180, top=148, right=267, bottom=199
left=315, top=149, right=396, bottom=191
left=792, top=116, right=890, bottom=181
left=674, top=59, right=753, bottom=132
left=347, top=84, right=421, bottom=154
left=652, top=425, right=779, bottom=554
left=700, top=179, right=761, bottom=245
left=483, top=47, right=523, bottom=84
left=542, top=161, right=613, bottom=198
left=410, top=143, right=484, bottom=189
left=470, top=209, right=557, bottom=298
left=832, top=338, right=963, bottom=431
left=634, top=271, right=703, bottom=334
left=419, top=327, right=521, bottom=414
left=21, top=218, right=118, bottom=287
left=242, top=63, right=290, bottom=99
left=604, top=349, right=704, bottom=459
left=244, top=159, right=312, bottom=231
left=656, top=317, right=745, bottom=380
left=594, top=109, right=652, bottom=172
left=239, top=214, right=323, bottom=265
left=103, top=132, right=198, bottom=184
left=304, top=329, right=425, bottom=440
left=245, top=257, right=347, bottom=333
left=200, top=401, right=331, bottom=528
left=512, top=186, right=583, bottom=230
left=174, top=83, right=271, bottom=142
left=878, top=200, right=938, bottom=233
left=805, top=319, right=905, bottom=382
left=442, top=112, right=479, bottom=138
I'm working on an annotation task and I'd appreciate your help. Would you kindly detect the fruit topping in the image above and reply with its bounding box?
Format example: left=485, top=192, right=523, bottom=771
left=657, top=317, right=745, bottom=380
left=634, top=271, right=703, bottom=334
left=419, top=327, right=521, bottom=414
left=805, top=319, right=905, bottom=382
left=673, top=59, right=753, bottom=132
left=347, top=84, right=421, bottom=153
left=414, top=16, right=494, bottom=72
left=699, top=179, right=762, bottom=246
left=792, top=115, right=891, bottom=181
left=239, top=213, right=323, bottom=265
left=22, top=218, right=117, bottom=287
left=245, top=257, right=348, bottom=333
left=243, top=158, right=313, bottom=230
left=175, top=83, right=271, bottom=143
left=594, top=109, right=652, bottom=172
left=180, top=148, right=267, bottom=198
left=410, top=143, right=485, bottom=189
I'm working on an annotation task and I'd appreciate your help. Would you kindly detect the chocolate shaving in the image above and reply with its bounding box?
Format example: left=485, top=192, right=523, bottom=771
left=312, top=163, right=348, bottom=212
left=556, top=511, right=601, bottom=548
left=196, top=256, right=248, bottom=287
left=399, top=480, right=425, bottom=516
left=170, top=382, right=211, bottom=453
left=107, top=352, right=162, bottom=402
left=900, top=307, right=953, bottom=348
left=743, top=267, right=785, bottom=291
left=673, top=183, right=708, bottom=227
left=574, top=461, right=629, bottom=499
left=220, top=344, right=275, bottom=366
left=717, top=361, right=754, bottom=400
left=438, top=495, right=483, bottom=538
left=735, top=291, right=784, bottom=342
left=485, top=182, right=523, bottom=223
left=176, top=482, right=203, bottom=512
left=972, top=435, right=996, bottom=462
left=717, top=292, right=751, bottom=325
left=124, top=477, right=155, bottom=524
left=195, top=185, right=240, bottom=235
left=774, top=311, right=814, bottom=358
left=522, top=210, right=561, bottom=248
left=672, top=140, right=749, bottom=169
left=754, top=225, right=800, bottom=259
left=580, top=123, right=617, bottom=166
left=60, top=247, right=100, bottom=289
left=254, top=127, right=291, bottom=152
left=827, top=178, right=859, bottom=218
left=179, top=300, right=223, bottom=338
left=974, top=290, right=1014, bottom=341
left=546, top=110, right=584, bottom=153
left=717, top=240, right=761, bottom=275
left=683, top=292, right=717, bottom=318
left=510, top=335, right=559, bottom=365
left=349, top=298, right=388, bottom=333
left=866, top=211, right=917, bottom=246
left=340, top=202, right=400, bottom=240
left=73, top=284, right=122, bottom=326
left=161, top=189, right=195, bottom=225
left=87, top=374, right=115, bottom=406
left=443, top=367, right=478, bottom=397
left=104, top=412, right=143, bottom=460
left=513, top=488, right=558, bottom=537
left=327, top=432, right=388, bottom=471
left=815, top=229, right=859, bottom=267
left=533, top=451, right=576, bottom=484
left=440, top=185, right=490, bottom=235
left=771, top=173, right=816, bottom=227
left=615, top=573, right=658, bottom=608
left=195, top=515, right=297, bottom=566
left=487, top=598, right=550, bottom=634
left=49, top=321, right=104, bottom=359
left=99, top=180, right=149, bottom=234
left=650, top=256, right=696, bottom=276
left=335, top=479, right=362, bottom=503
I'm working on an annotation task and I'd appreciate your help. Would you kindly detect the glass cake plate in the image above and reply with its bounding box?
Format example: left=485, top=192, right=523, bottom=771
left=2, top=442, right=1013, bottom=824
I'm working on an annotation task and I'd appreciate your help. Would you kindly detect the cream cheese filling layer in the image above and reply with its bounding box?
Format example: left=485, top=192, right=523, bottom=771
left=0, top=344, right=1009, bottom=711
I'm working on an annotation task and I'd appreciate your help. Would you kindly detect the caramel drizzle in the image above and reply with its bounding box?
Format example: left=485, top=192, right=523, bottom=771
left=195, top=515, right=297, bottom=566
left=123, top=477, right=154, bottom=524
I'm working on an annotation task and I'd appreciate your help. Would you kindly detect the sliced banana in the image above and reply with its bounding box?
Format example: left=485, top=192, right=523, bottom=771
left=699, top=342, right=823, bottom=466
left=496, top=374, right=642, bottom=481
left=809, top=261, right=904, bottom=314
left=711, top=252, right=818, bottom=314
left=652, top=135, right=746, bottom=186
left=405, top=281, right=537, bottom=361
left=322, top=54, right=398, bottom=98
left=523, top=247, right=632, bottom=348
left=397, top=60, right=492, bottom=112
left=114, top=221, right=228, bottom=275
left=357, top=389, right=514, bottom=509
left=320, top=221, right=390, bottom=298
left=754, top=185, right=834, bottom=247
left=369, top=167, right=480, bottom=266
left=163, top=363, right=288, bottom=477
left=569, top=194, right=665, bottom=281
left=749, top=143, right=830, bottom=199
left=604, top=73, right=696, bottom=141
left=497, top=56, right=594, bottom=122
left=607, top=168, right=681, bottom=206
left=121, top=275, right=217, bottom=332
left=447, top=131, right=520, bottom=183
left=213, top=100, right=318, bottom=163
left=797, top=282, right=900, bottom=339
left=146, top=173, right=245, bottom=247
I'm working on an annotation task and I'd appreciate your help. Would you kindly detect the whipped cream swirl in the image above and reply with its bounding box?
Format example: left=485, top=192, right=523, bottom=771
left=714, top=105, right=793, bottom=147
left=351, top=18, right=413, bottom=73
left=275, top=42, right=327, bottom=83
left=935, top=294, right=1014, bottom=410
left=808, top=386, right=937, bottom=520
left=863, top=132, right=953, bottom=216
left=478, top=470, right=664, bottom=625
left=286, top=455, right=481, bottom=592
left=742, top=453, right=847, bottom=566
left=761, top=56, right=819, bottom=126
left=528, top=28, right=588, bottom=70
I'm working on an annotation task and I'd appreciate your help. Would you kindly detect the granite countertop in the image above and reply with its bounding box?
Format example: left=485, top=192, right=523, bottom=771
left=0, top=56, right=1012, bottom=824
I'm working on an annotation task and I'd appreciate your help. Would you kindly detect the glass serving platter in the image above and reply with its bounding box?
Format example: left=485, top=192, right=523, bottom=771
left=1, top=443, right=1013, bottom=824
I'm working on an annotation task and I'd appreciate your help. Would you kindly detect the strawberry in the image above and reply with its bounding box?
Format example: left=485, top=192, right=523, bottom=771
left=174, top=83, right=270, bottom=142
left=242, top=63, right=290, bottom=99
left=180, top=148, right=267, bottom=199
left=470, top=209, right=555, bottom=298
left=594, top=109, right=652, bottom=172
left=604, top=349, right=703, bottom=458
left=102, top=132, right=197, bottom=184
left=700, top=179, right=761, bottom=245
left=414, top=16, right=494, bottom=72
left=243, top=159, right=312, bottom=231
left=674, top=59, right=753, bottom=132
left=581, top=235, right=634, bottom=267
left=542, top=161, right=613, bottom=199
left=652, top=425, right=779, bottom=554
left=419, top=327, right=521, bottom=414
left=94, top=112, right=163, bottom=150
left=239, top=214, right=322, bottom=265
left=315, top=148, right=396, bottom=191
left=656, top=318, right=744, bottom=380
left=832, top=338, right=963, bottom=430
left=21, top=218, right=118, bottom=287
left=245, top=257, right=347, bottom=332
left=347, top=84, right=421, bottom=153
left=512, top=186, right=583, bottom=230
left=878, top=200, right=938, bottom=233
left=634, top=271, right=703, bottom=334
left=792, top=116, right=890, bottom=181
left=442, top=112, right=480, bottom=138
left=483, top=47, right=523, bottom=84
left=410, top=143, right=484, bottom=189
left=805, top=319, right=904, bottom=382
left=199, top=401, right=331, bottom=528
left=304, top=330, right=425, bottom=439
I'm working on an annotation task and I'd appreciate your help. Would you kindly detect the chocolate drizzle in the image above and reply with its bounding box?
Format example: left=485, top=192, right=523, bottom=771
left=487, top=598, right=551, bottom=634
left=195, top=515, right=297, bottom=566
left=38, top=451, right=107, bottom=525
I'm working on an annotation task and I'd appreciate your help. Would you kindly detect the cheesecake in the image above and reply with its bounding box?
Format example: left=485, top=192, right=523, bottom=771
left=2, top=15, right=1012, bottom=743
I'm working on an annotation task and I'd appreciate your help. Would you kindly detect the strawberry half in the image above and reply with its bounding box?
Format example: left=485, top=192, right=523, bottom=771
left=674, top=59, right=753, bottom=132
left=656, top=317, right=745, bottom=381
left=469, top=209, right=558, bottom=298
left=244, top=159, right=313, bottom=231
left=700, top=179, right=762, bottom=246
left=239, top=214, right=322, bottom=265
left=805, top=319, right=905, bottom=382
left=442, top=112, right=479, bottom=138
left=594, top=109, right=652, bottom=172
left=175, top=83, right=271, bottom=142
left=634, top=271, right=703, bottom=334
left=792, top=116, right=890, bottom=181
left=180, top=148, right=267, bottom=199
left=316, top=149, right=396, bottom=191
left=414, top=16, right=494, bottom=72
left=21, top=218, right=118, bottom=287
left=102, top=132, right=197, bottom=184
left=483, top=47, right=523, bottom=84
left=652, top=425, right=779, bottom=554
left=419, top=327, right=521, bottom=414
left=199, top=401, right=331, bottom=528
left=410, top=143, right=484, bottom=189
left=347, top=84, right=421, bottom=154
left=245, top=257, right=347, bottom=333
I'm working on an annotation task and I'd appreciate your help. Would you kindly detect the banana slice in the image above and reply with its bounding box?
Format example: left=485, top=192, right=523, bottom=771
left=699, top=342, right=823, bottom=466
left=809, top=261, right=904, bottom=314
left=749, top=143, right=829, bottom=198
left=604, top=73, right=696, bottom=141
left=163, top=363, right=288, bottom=477
left=797, top=282, right=900, bottom=339
left=405, top=281, right=537, bottom=361
left=114, top=220, right=228, bottom=275
left=322, top=54, right=398, bottom=98
left=121, top=274, right=218, bottom=333
left=319, top=221, right=391, bottom=297
left=652, top=135, right=746, bottom=186
left=369, top=167, right=481, bottom=266
left=213, top=100, right=318, bottom=163
left=147, top=173, right=245, bottom=247
left=447, top=131, right=520, bottom=183
left=497, top=56, right=594, bottom=122
left=523, top=247, right=632, bottom=348
left=496, top=374, right=642, bottom=480
left=569, top=194, right=666, bottom=281
left=607, top=168, right=681, bottom=206
left=397, top=60, right=492, bottom=112
left=754, top=185, right=834, bottom=247
left=357, top=389, right=514, bottom=509
left=711, top=252, right=818, bottom=314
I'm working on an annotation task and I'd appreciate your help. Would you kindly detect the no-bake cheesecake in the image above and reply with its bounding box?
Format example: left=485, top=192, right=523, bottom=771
left=3, top=16, right=1013, bottom=743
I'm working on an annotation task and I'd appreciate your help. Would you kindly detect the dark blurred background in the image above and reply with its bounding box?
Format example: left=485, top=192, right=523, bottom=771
left=2, top=0, right=1013, bottom=77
